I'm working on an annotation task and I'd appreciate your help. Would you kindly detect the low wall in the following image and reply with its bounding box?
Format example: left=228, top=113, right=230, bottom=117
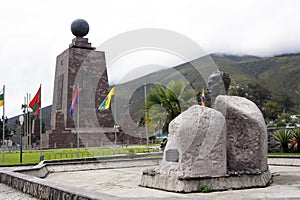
left=0, top=155, right=161, bottom=200
left=1, top=154, right=299, bottom=199
left=17, top=155, right=161, bottom=178
left=268, top=156, right=300, bottom=166
left=0, top=171, right=116, bottom=200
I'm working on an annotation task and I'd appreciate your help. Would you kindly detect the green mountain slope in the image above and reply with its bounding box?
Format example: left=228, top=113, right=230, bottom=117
left=213, top=53, right=300, bottom=112
left=9, top=53, right=300, bottom=132
left=126, top=53, right=300, bottom=122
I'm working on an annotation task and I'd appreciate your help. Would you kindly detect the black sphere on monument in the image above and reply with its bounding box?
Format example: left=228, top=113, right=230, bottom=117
left=71, top=19, right=89, bottom=37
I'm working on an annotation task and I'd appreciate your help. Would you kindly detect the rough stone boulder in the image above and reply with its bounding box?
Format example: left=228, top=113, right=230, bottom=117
left=159, top=105, right=227, bottom=178
left=214, top=95, right=268, bottom=174
left=140, top=105, right=227, bottom=193
left=141, top=97, right=272, bottom=192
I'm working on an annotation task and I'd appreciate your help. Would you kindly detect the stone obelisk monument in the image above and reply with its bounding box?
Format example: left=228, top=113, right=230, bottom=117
left=48, top=19, right=115, bottom=148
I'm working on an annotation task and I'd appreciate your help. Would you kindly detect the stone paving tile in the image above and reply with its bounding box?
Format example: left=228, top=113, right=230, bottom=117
left=46, top=165, right=300, bottom=199
left=1, top=158, right=300, bottom=199
left=0, top=183, right=37, bottom=200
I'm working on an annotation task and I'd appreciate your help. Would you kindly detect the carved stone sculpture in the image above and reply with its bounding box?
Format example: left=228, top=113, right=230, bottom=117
left=140, top=97, right=272, bottom=192
left=207, top=70, right=231, bottom=105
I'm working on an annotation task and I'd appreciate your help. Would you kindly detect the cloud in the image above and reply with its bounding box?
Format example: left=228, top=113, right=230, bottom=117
left=1, top=0, right=300, bottom=116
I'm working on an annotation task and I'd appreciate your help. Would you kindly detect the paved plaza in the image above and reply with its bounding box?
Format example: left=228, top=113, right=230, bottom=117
left=45, top=165, right=300, bottom=199
left=0, top=183, right=38, bottom=200
left=0, top=158, right=300, bottom=199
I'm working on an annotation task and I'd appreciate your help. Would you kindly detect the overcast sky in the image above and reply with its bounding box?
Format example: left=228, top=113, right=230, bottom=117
left=1, top=0, right=300, bottom=117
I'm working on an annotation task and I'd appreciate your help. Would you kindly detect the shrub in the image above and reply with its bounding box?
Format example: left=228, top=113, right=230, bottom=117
left=198, top=185, right=212, bottom=193
left=294, top=128, right=300, bottom=141
left=267, top=124, right=276, bottom=128
left=273, top=129, right=293, bottom=153
left=293, top=128, right=300, bottom=153
left=276, top=121, right=286, bottom=127
left=126, top=149, right=136, bottom=158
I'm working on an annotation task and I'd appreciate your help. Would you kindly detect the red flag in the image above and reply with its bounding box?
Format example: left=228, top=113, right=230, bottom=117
left=29, top=86, right=41, bottom=116
left=70, top=88, right=78, bottom=116
left=201, top=88, right=205, bottom=106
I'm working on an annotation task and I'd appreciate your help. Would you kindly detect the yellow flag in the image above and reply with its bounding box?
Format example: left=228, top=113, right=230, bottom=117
left=98, top=87, right=115, bottom=110
left=0, top=88, right=3, bottom=107
left=105, top=87, right=115, bottom=109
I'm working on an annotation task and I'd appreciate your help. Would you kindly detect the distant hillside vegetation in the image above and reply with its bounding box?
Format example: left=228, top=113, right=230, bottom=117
left=126, top=53, right=300, bottom=122
left=211, top=53, right=300, bottom=113
left=8, top=53, right=300, bottom=132
left=7, top=105, right=52, bottom=132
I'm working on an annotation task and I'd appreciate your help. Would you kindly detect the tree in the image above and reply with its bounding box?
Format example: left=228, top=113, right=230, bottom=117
left=229, top=85, right=247, bottom=97
left=279, top=113, right=292, bottom=123
left=246, top=83, right=271, bottom=110
left=272, top=94, right=294, bottom=113
left=144, top=80, right=197, bottom=134
left=263, top=101, right=281, bottom=121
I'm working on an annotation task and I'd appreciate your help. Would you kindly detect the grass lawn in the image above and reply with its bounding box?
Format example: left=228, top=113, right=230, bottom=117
left=2, top=146, right=298, bottom=166
left=0, top=146, right=160, bottom=166
left=268, top=152, right=300, bottom=156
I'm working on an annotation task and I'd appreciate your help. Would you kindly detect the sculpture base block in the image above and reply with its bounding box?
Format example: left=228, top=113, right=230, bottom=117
left=140, top=169, right=272, bottom=193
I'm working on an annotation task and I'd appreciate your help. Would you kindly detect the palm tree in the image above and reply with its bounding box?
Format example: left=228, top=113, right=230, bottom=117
left=144, top=80, right=197, bottom=134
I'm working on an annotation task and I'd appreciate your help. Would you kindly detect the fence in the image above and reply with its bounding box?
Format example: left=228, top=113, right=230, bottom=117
left=1, top=146, right=161, bottom=165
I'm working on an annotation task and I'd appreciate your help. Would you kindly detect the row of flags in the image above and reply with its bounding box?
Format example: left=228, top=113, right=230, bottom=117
left=0, top=84, right=115, bottom=120
left=69, top=86, right=115, bottom=116
left=69, top=86, right=205, bottom=117
left=0, top=85, right=42, bottom=164
left=0, top=85, right=205, bottom=117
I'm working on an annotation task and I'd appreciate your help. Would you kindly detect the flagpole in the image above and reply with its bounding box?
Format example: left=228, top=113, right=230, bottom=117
left=28, top=93, right=31, bottom=149
left=2, top=85, right=5, bottom=164
left=39, top=84, right=43, bottom=161
left=114, top=96, right=117, bottom=154
left=77, top=84, right=80, bottom=158
left=144, top=82, right=148, bottom=150
left=26, top=92, right=29, bottom=149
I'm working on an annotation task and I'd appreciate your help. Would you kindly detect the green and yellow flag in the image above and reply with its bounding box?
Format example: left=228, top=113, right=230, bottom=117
left=0, top=88, right=4, bottom=107
left=98, top=87, right=115, bottom=110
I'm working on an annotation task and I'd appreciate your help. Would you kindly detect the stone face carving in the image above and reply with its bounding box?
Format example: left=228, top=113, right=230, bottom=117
left=207, top=70, right=231, bottom=105
left=214, top=95, right=268, bottom=173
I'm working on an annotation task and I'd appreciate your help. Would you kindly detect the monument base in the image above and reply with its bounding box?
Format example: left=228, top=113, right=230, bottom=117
left=43, top=128, right=146, bottom=148
left=140, top=168, right=272, bottom=193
